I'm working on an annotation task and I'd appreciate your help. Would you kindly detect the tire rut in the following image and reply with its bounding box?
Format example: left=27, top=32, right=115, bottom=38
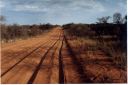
left=1, top=39, right=52, bottom=77
left=33, top=37, right=62, bottom=84
left=63, top=35, right=92, bottom=83
left=59, top=36, right=64, bottom=84
left=1, top=30, right=60, bottom=77
left=27, top=33, right=61, bottom=84
left=1, top=30, right=55, bottom=62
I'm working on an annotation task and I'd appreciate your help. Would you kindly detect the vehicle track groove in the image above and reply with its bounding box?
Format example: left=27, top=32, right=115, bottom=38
left=27, top=33, right=61, bottom=84
left=1, top=30, right=60, bottom=77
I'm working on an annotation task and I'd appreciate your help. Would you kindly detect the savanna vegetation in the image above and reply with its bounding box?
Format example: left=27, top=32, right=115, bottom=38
left=63, top=12, right=127, bottom=70
left=0, top=15, right=59, bottom=43
left=1, top=23, right=58, bottom=43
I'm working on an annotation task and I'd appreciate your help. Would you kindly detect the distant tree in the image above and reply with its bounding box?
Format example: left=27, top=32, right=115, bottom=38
left=123, top=15, right=127, bottom=24
left=113, top=13, right=122, bottom=24
left=97, top=16, right=110, bottom=24
left=0, top=15, right=6, bottom=23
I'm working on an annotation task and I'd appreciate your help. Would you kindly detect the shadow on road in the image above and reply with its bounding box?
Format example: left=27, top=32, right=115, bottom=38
left=64, top=35, right=92, bottom=83
left=59, top=37, right=64, bottom=84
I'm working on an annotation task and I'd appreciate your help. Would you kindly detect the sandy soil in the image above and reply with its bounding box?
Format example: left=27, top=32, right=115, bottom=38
left=1, top=27, right=127, bottom=84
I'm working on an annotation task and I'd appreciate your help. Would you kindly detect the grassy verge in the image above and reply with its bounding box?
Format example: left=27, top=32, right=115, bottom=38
left=63, top=23, right=127, bottom=70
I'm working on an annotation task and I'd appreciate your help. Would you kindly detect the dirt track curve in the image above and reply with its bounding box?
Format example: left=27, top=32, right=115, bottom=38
left=1, top=27, right=126, bottom=84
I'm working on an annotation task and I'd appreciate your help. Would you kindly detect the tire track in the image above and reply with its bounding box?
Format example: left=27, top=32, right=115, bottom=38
left=27, top=33, right=61, bottom=84
left=2, top=39, right=50, bottom=64
left=59, top=36, right=64, bottom=84
left=1, top=28, right=64, bottom=84
left=1, top=29, right=55, bottom=62
left=1, top=36, right=54, bottom=77
left=1, top=40, right=55, bottom=83
left=46, top=40, right=61, bottom=83
left=33, top=37, right=62, bottom=84
left=1, top=41, right=50, bottom=76
left=37, top=32, right=64, bottom=84
left=1, top=29, right=60, bottom=77
left=1, top=29, right=58, bottom=63
left=1, top=29, right=62, bottom=84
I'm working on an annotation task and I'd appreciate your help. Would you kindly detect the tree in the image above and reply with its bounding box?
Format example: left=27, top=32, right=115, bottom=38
left=113, top=13, right=122, bottom=24
left=123, top=15, right=127, bottom=24
left=0, top=15, right=6, bottom=23
left=97, top=16, right=110, bottom=24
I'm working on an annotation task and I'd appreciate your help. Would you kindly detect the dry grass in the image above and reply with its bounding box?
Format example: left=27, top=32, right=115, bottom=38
left=96, top=37, right=127, bottom=70
left=63, top=23, right=127, bottom=70
left=63, top=23, right=127, bottom=83
left=66, top=34, right=127, bottom=70
left=64, top=35, right=127, bottom=83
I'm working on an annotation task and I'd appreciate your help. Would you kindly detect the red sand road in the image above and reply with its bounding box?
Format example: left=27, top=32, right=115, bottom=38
left=1, top=27, right=126, bottom=84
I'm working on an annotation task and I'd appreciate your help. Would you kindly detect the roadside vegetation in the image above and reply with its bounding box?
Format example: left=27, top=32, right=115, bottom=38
left=0, top=15, right=60, bottom=43
left=63, top=12, right=127, bottom=71
left=1, top=23, right=58, bottom=43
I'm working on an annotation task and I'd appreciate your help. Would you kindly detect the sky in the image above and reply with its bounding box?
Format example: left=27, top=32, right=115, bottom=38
left=0, top=0, right=127, bottom=25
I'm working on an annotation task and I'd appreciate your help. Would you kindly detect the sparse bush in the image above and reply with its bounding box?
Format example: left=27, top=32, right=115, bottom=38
left=63, top=22, right=127, bottom=70
left=63, top=23, right=94, bottom=38
left=1, top=24, right=56, bottom=42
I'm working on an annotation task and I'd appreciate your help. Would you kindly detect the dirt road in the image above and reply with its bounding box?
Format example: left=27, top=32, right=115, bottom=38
left=1, top=27, right=126, bottom=84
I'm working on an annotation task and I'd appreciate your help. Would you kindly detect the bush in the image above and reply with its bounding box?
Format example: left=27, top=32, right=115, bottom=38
left=1, top=24, right=56, bottom=42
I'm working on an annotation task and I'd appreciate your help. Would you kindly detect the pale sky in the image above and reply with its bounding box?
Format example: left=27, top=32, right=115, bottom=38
left=0, top=0, right=127, bottom=25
